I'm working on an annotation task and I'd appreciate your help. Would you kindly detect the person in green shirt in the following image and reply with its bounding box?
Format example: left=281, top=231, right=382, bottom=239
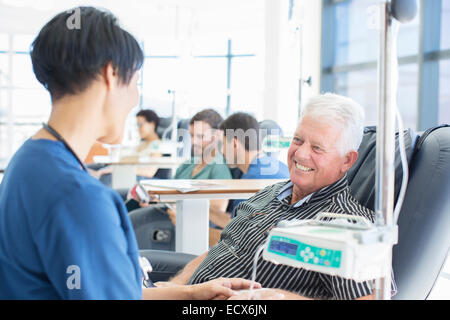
left=135, top=109, right=232, bottom=247
left=174, top=109, right=232, bottom=180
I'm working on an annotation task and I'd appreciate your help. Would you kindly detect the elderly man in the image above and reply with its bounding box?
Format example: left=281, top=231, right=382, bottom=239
left=165, top=93, right=376, bottom=300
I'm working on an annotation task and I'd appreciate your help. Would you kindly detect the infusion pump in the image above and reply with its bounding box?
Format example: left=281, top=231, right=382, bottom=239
left=263, top=213, right=397, bottom=282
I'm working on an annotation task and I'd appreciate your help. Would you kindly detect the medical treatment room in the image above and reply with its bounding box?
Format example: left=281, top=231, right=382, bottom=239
left=0, top=0, right=449, bottom=305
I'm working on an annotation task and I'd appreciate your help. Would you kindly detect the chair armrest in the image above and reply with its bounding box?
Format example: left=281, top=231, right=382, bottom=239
left=139, top=249, right=198, bottom=283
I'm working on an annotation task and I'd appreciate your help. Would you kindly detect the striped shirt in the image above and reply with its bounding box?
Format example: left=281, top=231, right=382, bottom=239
left=188, top=175, right=376, bottom=300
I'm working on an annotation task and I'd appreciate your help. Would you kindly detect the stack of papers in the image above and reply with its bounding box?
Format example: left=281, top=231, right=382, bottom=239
left=140, top=180, right=226, bottom=193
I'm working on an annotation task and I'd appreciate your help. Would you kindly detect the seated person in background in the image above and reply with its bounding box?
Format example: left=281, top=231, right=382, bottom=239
left=91, top=109, right=169, bottom=184
left=135, top=109, right=162, bottom=155
left=163, top=93, right=378, bottom=300
left=130, top=108, right=232, bottom=246
left=174, top=109, right=231, bottom=181
left=208, top=112, right=290, bottom=245
left=132, top=109, right=171, bottom=180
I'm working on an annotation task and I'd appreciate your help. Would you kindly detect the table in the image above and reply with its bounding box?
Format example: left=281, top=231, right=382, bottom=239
left=142, top=179, right=287, bottom=255
left=93, top=156, right=185, bottom=189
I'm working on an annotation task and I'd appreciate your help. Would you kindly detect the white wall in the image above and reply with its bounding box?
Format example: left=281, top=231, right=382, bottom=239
left=262, top=0, right=322, bottom=136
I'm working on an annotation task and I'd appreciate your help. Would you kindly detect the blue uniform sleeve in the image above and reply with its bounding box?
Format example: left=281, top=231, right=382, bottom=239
left=32, top=186, right=142, bottom=300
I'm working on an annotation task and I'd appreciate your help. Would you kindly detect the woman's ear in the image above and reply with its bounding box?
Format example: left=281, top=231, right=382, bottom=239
left=103, top=62, right=117, bottom=91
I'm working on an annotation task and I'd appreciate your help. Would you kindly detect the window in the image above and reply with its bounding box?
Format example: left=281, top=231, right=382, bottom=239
left=139, top=38, right=258, bottom=122
left=0, top=1, right=265, bottom=163
left=0, top=33, right=49, bottom=166
left=441, top=0, right=450, bottom=50
left=439, top=59, right=450, bottom=125
left=322, top=0, right=449, bottom=131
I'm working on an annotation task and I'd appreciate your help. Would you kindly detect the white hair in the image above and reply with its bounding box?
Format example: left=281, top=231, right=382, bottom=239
left=299, top=93, right=365, bottom=156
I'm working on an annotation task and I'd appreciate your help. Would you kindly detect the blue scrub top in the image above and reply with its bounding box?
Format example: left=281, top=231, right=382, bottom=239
left=0, top=139, right=142, bottom=299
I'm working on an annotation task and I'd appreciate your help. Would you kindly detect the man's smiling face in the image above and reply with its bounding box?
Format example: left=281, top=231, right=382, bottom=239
left=287, top=115, right=357, bottom=199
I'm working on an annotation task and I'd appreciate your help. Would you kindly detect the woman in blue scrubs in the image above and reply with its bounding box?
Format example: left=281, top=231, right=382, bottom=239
left=0, top=6, right=256, bottom=300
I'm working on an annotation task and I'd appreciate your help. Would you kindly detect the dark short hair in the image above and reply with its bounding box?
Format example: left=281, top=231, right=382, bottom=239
left=219, top=112, right=261, bottom=151
left=30, top=6, right=144, bottom=101
left=136, top=109, right=160, bottom=128
left=189, top=109, right=223, bottom=129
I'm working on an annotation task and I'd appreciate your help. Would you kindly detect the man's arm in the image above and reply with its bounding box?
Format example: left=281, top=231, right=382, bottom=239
left=165, top=199, right=228, bottom=228
left=209, top=206, right=232, bottom=229
left=136, top=166, right=158, bottom=178
left=167, top=251, right=209, bottom=285
left=143, top=278, right=261, bottom=300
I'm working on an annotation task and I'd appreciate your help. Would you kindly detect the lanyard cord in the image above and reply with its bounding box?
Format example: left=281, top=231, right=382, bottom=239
left=42, top=123, right=88, bottom=172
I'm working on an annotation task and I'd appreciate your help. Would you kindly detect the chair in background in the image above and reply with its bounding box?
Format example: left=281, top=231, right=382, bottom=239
left=130, top=205, right=175, bottom=251
left=259, top=119, right=284, bottom=159
left=157, top=117, right=191, bottom=159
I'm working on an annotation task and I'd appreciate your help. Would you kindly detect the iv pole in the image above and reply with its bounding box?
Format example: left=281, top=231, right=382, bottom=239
left=374, top=0, right=417, bottom=300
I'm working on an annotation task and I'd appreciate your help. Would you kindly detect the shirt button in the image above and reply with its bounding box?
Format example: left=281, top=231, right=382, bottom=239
left=281, top=205, right=289, bottom=211
left=208, top=264, right=214, bottom=271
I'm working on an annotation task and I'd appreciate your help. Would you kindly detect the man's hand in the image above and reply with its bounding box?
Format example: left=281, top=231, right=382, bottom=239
left=167, top=207, right=177, bottom=225
left=188, top=278, right=262, bottom=300
left=138, top=193, right=160, bottom=208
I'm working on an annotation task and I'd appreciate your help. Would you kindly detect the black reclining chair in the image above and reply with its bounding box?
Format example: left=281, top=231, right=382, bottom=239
left=347, top=125, right=450, bottom=299
left=392, top=125, right=450, bottom=299
left=139, top=125, right=450, bottom=297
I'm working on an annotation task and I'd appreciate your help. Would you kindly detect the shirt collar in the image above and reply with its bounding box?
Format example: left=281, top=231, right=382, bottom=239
left=276, top=174, right=349, bottom=208
left=276, top=181, right=314, bottom=208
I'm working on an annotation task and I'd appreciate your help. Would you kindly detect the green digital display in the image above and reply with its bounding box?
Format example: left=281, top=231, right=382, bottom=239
left=268, top=235, right=342, bottom=268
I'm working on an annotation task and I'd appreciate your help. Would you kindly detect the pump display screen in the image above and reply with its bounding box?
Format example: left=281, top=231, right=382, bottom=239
left=269, top=240, right=298, bottom=255
left=267, top=235, right=342, bottom=268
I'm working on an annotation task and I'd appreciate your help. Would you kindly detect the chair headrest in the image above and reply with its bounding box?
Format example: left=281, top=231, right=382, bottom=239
left=156, top=118, right=190, bottom=139
left=347, top=126, right=418, bottom=211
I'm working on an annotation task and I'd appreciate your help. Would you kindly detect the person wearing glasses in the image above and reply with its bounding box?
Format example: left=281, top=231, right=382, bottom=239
left=0, top=6, right=257, bottom=300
